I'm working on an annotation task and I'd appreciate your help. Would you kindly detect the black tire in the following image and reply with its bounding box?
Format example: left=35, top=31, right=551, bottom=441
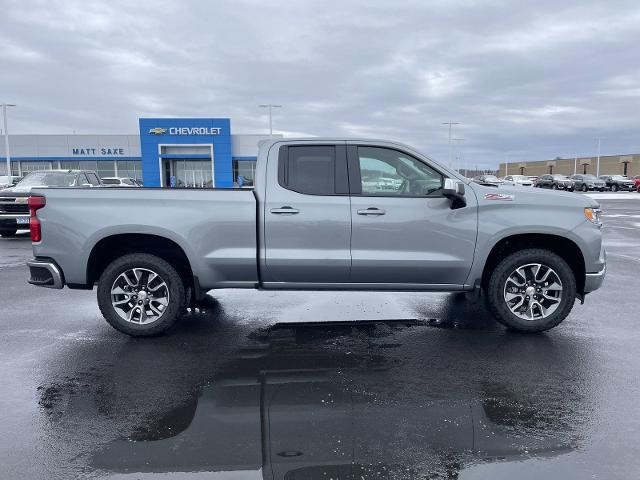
left=551, top=184, right=557, bottom=190
left=0, top=228, right=18, bottom=237
left=581, top=184, right=588, bottom=192
left=611, top=184, right=618, bottom=192
left=97, top=253, right=186, bottom=337
left=485, top=249, right=576, bottom=333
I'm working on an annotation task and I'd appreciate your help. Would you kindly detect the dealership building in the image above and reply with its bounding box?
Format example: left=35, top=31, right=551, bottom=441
left=499, top=153, right=640, bottom=178
left=0, top=118, right=278, bottom=187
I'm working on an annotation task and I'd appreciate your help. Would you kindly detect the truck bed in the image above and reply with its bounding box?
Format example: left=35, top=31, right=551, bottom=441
left=32, top=187, right=258, bottom=288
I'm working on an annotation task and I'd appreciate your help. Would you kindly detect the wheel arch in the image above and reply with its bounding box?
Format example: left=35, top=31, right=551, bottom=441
left=480, top=233, right=586, bottom=294
left=86, top=233, right=196, bottom=293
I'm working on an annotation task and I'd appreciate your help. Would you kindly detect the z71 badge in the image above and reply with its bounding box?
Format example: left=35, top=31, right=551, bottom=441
left=484, top=193, right=514, bottom=201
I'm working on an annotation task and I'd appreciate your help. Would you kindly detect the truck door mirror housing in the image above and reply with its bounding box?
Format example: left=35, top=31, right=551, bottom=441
left=442, top=178, right=466, bottom=209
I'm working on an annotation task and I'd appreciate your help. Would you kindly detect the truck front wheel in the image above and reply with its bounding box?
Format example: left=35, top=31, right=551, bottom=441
left=485, top=249, right=576, bottom=332
left=97, top=253, right=186, bottom=336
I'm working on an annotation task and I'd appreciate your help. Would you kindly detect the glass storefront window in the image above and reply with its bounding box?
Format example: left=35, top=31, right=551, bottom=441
left=171, top=159, right=212, bottom=188
left=116, top=161, right=142, bottom=181
left=233, top=160, right=256, bottom=187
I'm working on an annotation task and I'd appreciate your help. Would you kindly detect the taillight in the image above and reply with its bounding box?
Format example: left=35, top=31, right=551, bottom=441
left=28, top=196, right=46, bottom=242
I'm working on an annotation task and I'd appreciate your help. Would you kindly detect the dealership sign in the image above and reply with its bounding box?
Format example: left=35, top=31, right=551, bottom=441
left=72, top=147, right=126, bottom=155
left=148, top=127, right=222, bottom=136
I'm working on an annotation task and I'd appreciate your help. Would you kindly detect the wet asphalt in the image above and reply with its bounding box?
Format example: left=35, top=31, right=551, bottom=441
left=0, top=197, right=639, bottom=479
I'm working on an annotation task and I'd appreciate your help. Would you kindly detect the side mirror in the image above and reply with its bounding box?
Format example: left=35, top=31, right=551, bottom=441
left=442, top=178, right=466, bottom=209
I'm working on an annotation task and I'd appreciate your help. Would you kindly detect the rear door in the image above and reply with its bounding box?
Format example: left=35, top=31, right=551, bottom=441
left=263, top=143, right=352, bottom=284
left=347, top=144, right=477, bottom=285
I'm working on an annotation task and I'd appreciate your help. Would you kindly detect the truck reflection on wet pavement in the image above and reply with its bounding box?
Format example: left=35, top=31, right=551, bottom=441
left=39, top=314, right=584, bottom=479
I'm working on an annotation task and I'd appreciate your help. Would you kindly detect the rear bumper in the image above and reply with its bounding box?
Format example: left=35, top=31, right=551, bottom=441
left=584, top=266, right=606, bottom=293
left=27, top=258, right=65, bottom=289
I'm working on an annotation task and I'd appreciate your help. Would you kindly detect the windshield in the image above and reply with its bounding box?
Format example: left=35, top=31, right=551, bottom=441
left=611, top=175, right=627, bottom=180
left=511, top=175, right=527, bottom=180
left=483, top=175, right=500, bottom=181
left=17, top=171, right=76, bottom=187
left=582, top=174, right=598, bottom=180
left=101, top=178, right=120, bottom=185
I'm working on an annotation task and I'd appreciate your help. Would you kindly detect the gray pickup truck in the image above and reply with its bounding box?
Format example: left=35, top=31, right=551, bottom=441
left=25, top=139, right=606, bottom=336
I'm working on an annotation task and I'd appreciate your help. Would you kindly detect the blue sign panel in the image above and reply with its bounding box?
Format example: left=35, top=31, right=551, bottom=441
left=139, top=118, right=233, bottom=187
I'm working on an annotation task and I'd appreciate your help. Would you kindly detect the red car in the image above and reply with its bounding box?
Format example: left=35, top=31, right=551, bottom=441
left=633, top=175, right=640, bottom=192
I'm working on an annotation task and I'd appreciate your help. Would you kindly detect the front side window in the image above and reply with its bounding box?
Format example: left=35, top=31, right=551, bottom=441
left=357, top=147, right=443, bottom=197
left=281, top=146, right=337, bottom=195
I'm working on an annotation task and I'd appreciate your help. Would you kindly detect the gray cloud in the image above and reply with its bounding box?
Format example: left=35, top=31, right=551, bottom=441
left=1, top=0, right=639, bottom=168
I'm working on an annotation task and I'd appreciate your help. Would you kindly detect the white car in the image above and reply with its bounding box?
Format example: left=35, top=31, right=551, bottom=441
left=0, top=175, right=14, bottom=189
left=502, top=175, right=534, bottom=187
left=100, top=177, right=141, bottom=187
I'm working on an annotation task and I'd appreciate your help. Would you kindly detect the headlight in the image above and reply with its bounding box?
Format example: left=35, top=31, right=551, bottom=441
left=584, top=207, right=602, bottom=226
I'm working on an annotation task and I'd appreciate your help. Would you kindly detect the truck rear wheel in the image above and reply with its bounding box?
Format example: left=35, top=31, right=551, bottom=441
left=97, top=253, right=186, bottom=337
left=485, top=249, right=576, bottom=333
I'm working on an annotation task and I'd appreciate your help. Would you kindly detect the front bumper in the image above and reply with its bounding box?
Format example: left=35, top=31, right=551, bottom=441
left=27, top=259, right=65, bottom=289
left=584, top=265, right=606, bottom=293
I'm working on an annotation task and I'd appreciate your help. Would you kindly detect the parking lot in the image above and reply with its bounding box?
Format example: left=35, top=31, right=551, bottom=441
left=0, top=195, right=639, bottom=479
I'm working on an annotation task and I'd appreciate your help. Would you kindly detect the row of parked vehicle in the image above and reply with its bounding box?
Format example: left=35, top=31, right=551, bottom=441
left=0, top=169, right=141, bottom=237
left=473, top=173, right=640, bottom=192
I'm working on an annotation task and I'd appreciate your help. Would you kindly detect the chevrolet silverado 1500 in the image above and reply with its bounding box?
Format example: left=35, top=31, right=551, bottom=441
left=25, top=139, right=606, bottom=336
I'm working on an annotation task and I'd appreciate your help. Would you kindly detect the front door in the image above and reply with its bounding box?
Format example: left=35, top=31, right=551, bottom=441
left=263, top=143, right=352, bottom=284
left=348, top=144, right=477, bottom=286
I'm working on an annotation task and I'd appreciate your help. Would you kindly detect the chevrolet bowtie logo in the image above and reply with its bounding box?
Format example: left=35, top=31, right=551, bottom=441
left=148, top=127, right=167, bottom=135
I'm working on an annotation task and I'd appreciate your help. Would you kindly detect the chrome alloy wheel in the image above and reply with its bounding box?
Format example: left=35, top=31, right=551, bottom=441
left=110, top=268, right=170, bottom=325
left=503, top=263, right=563, bottom=321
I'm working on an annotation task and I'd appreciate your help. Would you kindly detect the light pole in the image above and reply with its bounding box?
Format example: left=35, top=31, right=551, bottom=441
left=259, top=104, right=282, bottom=137
left=452, top=138, right=464, bottom=172
left=442, top=122, right=459, bottom=168
left=595, top=137, right=601, bottom=177
left=2, top=103, right=16, bottom=183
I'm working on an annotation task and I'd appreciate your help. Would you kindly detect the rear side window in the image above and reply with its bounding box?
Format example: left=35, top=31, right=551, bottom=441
left=86, top=173, right=101, bottom=186
left=279, top=145, right=347, bottom=195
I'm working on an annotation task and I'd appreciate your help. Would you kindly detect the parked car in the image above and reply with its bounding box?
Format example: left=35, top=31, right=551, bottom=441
left=502, top=175, right=534, bottom=187
left=101, top=177, right=141, bottom=187
left=599, top=175, right=636, bottom=192
left=528, top=176, right=539, bottom=183
left=633, top=175, right=640, bottom=192
left=25, top=138, right=605, bottom=336
left=0, top=170, right=102, bottom=237
left=535, top=174, right=575, bottom=191
left=472, top=174, right=503, bottom=186
left=570, top=174, right=607, bottom=192
left=0, top=175, right=21, bottom=190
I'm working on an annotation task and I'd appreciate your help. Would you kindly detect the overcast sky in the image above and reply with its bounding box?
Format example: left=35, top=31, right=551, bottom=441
left=1, top=0, right=639, bottom=168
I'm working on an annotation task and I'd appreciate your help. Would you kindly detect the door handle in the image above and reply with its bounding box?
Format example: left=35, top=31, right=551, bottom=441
left=357, top=207, right=386, bottom=216
left=270, top=206, right=300, bottom=215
